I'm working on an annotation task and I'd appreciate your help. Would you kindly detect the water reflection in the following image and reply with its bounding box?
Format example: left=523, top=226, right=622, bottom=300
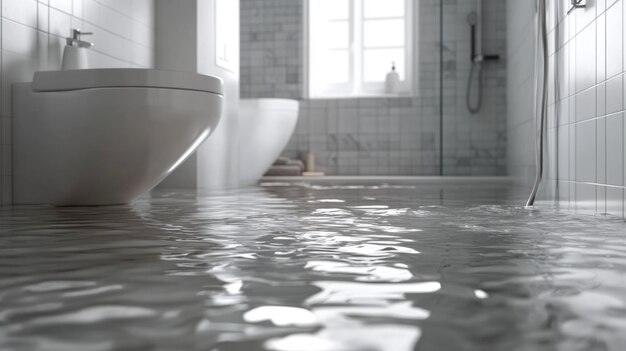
left=244, top=306, right=318, bottom=327
left=0, top=183, right=625, bottom=350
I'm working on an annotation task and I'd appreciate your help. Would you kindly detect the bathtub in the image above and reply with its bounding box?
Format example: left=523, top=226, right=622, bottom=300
left=238, top=98, right=299, bottom=186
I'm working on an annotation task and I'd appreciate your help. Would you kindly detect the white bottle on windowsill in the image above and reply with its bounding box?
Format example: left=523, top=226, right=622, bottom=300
left=385, top=62, right=400, bottom=95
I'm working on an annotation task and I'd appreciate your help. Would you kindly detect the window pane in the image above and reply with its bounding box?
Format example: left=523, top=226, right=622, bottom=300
left=363, top=48, right=405, bottom=82
left=363, top=19, right=405, bottom=48
left=312, top=50, right=350, bottom=84
left=328, top=0, right=350, bottom=20
left=327, top=21, right=350, bottom=49
left=363, top=0, right=405, bottom=19
left=310, top=0, right=351, bottom=50
left=313, top=0, right=350, bottom=20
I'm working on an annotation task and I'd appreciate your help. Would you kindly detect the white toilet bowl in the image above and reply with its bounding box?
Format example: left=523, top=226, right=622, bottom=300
left=238, top=99, right=299, bottom=186
left=13, top=69, right=223, bottom=206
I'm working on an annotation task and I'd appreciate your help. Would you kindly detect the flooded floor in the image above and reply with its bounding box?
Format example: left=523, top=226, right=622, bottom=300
left=1, top=180, right=626, bottom=351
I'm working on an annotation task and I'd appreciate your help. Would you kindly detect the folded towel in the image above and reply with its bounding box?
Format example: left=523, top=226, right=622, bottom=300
left=286, top=160, right=305, bottom=171
left=274, top=157, right=291, bottom=166
left=264, top=165, right=302, bottom=176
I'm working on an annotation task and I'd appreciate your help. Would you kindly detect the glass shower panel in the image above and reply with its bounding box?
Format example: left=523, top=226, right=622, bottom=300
left=439, top=0, right=507, bottom=176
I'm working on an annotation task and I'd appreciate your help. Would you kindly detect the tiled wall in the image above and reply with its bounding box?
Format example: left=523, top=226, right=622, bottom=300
left=508, top=0, right=626, bottom=219
left=505, top=0, right=536, bottom=187
left=240, top=0, right=508, bottom=176
left=0, top=0, right=155, bottom=205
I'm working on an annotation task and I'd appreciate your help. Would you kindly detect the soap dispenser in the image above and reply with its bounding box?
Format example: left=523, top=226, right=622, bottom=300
left=385, top=62, right=400, bottom=94
left=62, top=29, right=94, bottom=70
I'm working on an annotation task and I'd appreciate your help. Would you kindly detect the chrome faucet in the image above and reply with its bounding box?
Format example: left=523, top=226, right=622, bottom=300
left=66, top=29, right=94, bottom=48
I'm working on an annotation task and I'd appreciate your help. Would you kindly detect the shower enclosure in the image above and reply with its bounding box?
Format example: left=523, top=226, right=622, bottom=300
left=434, top=0, right=507, bottom=176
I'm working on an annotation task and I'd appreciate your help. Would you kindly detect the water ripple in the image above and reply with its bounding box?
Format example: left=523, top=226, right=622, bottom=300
left=0, top=183, right=625, bottom=350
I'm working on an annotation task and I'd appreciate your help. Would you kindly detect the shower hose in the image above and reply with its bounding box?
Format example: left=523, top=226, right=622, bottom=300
left=525, top=0, right=548, bottom=207
left=466, top=61, right=483, bottom=114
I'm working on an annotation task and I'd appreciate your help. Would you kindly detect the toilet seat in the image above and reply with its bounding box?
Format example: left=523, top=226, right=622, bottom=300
left=32, top=68, right=223, bottom=95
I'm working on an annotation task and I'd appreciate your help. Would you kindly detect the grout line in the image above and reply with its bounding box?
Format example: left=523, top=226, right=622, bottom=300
left=559, top=180, right=626, bottom=190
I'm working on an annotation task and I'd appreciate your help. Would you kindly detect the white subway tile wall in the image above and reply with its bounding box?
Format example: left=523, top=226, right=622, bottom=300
left=241, top=0, right=508, bottom=176
left=0, top=0, right=155, bottom=205
left=508, top=0, right=626, bottom=219
left=506, top=0, right=535, bottom=187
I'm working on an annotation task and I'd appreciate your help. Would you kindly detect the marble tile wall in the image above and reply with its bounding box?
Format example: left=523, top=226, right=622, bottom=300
left=240, top=0, right=508, bottom=176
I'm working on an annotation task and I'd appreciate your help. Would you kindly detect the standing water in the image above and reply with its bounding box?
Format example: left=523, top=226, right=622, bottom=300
left=1, top=181, right=625, bottom=351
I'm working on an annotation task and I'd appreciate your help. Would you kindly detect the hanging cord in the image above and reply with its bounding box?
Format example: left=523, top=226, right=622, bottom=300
left=466, top=61, right=483, bottom=114
left=525, top=0, right=549, bottom=207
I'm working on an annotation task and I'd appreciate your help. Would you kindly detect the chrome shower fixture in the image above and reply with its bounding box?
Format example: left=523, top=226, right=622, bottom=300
left=467, top=12, right=477, bottom=26
left=466, top=1, right=500, bottom=114
left=568, top=0, right=586, bottom=14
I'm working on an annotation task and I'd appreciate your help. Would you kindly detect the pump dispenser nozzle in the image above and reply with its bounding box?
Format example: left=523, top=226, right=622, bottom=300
left=385, top=62, right=400, bottom=94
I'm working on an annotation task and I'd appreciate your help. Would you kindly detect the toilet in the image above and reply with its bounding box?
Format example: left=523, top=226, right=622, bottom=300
left=238, top=99, right=299, bottom=186
left=13, top=68, right=223, bottom=206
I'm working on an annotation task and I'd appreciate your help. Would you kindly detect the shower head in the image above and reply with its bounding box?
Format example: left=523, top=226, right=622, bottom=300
left=467, top=12, right=478, bottom=26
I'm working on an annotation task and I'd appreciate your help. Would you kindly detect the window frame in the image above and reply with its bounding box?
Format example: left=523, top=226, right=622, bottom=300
left=304, top=0, right=417, bottom=99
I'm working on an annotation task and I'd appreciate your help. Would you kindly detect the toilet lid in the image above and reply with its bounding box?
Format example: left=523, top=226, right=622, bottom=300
left=31, top=69, right=223, bottom=95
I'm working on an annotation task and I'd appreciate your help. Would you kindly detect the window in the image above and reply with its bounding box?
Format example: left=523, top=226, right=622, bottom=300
left=306, top=0, right=415, bottom=98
